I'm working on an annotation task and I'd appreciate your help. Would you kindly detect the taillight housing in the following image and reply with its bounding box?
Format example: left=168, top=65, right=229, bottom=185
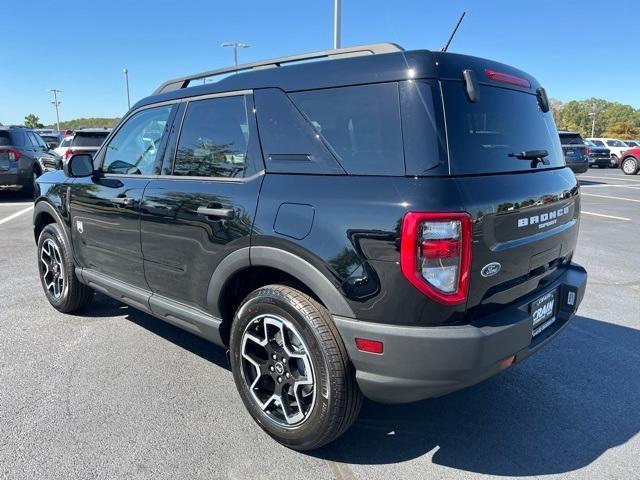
left=4, top=148, right=22, bottom=161
left=63, top=149, right=74, bottom=160
left=400, top=212, right=472, bottom=305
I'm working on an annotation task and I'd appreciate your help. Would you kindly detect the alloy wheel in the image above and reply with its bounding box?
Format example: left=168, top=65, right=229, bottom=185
left=240, top=314, right=316, bottom=427
left=622, top=158, right=637, bottom=174
left=40, top=238, right=65, bottom=299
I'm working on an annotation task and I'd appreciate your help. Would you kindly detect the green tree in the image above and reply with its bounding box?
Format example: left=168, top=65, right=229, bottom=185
left=24, top=114, right=44, bottom=129
left=46, top=117, right=120, bottom=130
left=602, top=121, right=640, bottom=139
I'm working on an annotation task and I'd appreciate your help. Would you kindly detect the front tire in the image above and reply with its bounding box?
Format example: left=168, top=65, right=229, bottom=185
left=230, top=285, right=362, bottom=450
left=621, top=156, right=639, bottom=175
left=610, top=154, right=619, bottom=168
left=37, top=223, right=94, bottom=312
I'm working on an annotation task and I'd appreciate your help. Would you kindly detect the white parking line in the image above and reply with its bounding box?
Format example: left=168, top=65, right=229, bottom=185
left=582, top=193, right=640, bottom=203
left=580, top=175, right=640, bottom=183
left=0, top=202, right=34, bottom=207
left=580, top=184, right=640, bottom=190
left=0, top=206, right=34, bottom=225
left=582, top=211, right=631, bottom=221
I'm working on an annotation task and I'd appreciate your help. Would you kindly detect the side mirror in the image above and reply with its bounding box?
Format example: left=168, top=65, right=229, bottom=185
left=64, top=153, right=94, bottom=178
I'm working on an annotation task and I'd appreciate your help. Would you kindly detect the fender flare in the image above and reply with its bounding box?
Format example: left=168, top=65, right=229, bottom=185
left=206, top=245, right=355, bottom=319
left=33, top=199, right=71, bottom=246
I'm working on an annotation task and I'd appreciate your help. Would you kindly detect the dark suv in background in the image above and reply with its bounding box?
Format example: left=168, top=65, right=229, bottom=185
left=558, top=131, right=589, bottom=173
left=0, top=126, right=60, bottom=194
left=33, top=43, right=587, bottom=450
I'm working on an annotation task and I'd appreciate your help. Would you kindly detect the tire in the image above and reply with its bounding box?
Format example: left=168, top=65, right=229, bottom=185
left=229, top=284, right=362, bottom=450
left=610, top=154, right=618, bottom=168
left=621, top=156, right=640, bottom=175
left=37, top=223, right=94, bottom=313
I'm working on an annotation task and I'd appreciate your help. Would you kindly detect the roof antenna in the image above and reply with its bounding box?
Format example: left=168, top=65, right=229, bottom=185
left=441, top=11, right=466, bottom=52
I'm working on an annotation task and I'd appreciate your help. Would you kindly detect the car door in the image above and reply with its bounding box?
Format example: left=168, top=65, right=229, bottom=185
left=69, top=103, right=177, bottom=289
left=140, top=92, right=263, bottom=313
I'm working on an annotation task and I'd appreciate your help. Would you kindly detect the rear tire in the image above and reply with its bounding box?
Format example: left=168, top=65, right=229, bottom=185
left=621, top=157, right=639, bottom=175
left=37, top=223, right=94, bottom=313
left=229, top=284, right=362, bottom=450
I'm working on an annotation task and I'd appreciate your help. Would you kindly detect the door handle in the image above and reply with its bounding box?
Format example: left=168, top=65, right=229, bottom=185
left=111, top=197, right=136, bottom=207
left=196, top=206, right=234, bottom=219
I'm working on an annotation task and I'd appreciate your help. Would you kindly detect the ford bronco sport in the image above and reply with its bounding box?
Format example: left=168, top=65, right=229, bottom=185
left=33, top=43, right=587, bottom=450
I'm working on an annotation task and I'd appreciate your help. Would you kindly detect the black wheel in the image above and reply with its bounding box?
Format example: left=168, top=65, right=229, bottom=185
left=610, top=154, right=619, bottom=168
left=621, top=156, right=639, bottom=175
left=37, top=223, right=94, bottom=313
left=230, top=285, right=362, bottom=450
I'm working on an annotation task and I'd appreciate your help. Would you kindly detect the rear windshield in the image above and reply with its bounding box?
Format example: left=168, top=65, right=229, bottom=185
left=559, top=133, right=585, bottom=145
left=72, top=132, right=109, bottom=147
left=442, top=82, right=564, bottom=175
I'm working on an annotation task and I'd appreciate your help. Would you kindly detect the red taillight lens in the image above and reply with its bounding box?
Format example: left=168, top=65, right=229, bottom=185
left=5, top=148, right=22, bottom=161
left=355, top=338, right=384, bottom=355
left=64, top=149, right=74, bottom=160
left=400, top=212, right=472, bottom=305
left=485, top=69, right=531, bottom=88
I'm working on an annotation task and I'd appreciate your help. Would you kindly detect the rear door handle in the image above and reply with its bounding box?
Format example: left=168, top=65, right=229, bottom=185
left=111, top=197, right=135, bottom=207
left=196, top=206, right=234, bottom=219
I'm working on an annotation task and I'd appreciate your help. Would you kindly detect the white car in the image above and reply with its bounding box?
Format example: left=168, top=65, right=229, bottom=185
left=53, top=136, right=73, bottom=158
left=586, top=138, right=629, bottom=166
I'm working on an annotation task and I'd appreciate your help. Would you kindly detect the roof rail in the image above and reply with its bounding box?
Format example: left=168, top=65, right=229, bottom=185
left=153, top=43, right=404, bottom=94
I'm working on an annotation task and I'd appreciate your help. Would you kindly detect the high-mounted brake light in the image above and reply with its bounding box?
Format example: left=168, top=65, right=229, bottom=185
left=485, top=69, right=531, bottom=89
left=400, top=212, right=472, bottom=305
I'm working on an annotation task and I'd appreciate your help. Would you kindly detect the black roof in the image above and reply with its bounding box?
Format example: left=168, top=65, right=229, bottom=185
left=134, top=47, right=542, bottom=111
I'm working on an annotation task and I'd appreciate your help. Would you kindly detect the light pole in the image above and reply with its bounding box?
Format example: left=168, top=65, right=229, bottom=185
left=333, top=0, right=341, bottom=49
left=220, top=42, right=250, bottom=67
left=123, top=68, right=131, bottom=110
left=589, top=112, right=596, bottom=137
left=49, top=89, right=62, bottom=132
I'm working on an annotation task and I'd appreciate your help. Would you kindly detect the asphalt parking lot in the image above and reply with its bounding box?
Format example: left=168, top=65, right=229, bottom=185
left=1, top=169, right=639, bottom=480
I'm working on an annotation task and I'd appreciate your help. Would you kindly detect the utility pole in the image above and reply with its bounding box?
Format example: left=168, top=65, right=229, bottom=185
left=333, top=0, right=341, bottom=49
left=589, top=111, right=596, bottom=137
left=221, top=42, right=250, bottom=67
left=49, top=89, right=62, bottom=132
left=123, top=68, right=131, bottom=110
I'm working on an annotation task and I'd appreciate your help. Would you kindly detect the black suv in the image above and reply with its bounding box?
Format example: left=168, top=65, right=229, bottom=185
left=33, top=43, right=587, bottom=450
left=0, top=126, right=60, bottom=194
left=558, top=131, right=589, bottom=174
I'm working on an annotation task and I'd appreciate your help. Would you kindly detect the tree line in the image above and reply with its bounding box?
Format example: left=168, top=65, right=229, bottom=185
left=21, top=114, right=120, bottom=130
left=551, top=98, right=640, bottom=139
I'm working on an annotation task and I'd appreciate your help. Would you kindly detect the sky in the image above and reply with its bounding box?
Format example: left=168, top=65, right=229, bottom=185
left=2, top=0, right=638, bottom=126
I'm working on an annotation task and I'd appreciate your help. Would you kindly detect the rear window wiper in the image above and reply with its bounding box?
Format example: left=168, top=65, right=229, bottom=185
left=508, top=149, right=549, bottom=168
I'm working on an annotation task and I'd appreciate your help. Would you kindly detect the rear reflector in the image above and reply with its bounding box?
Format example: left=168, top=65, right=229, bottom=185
left=485, top=69, right=531, bottom=88
left=355, top=338, right=384, bottom=355
left=500, top=355, right=516, bottom=370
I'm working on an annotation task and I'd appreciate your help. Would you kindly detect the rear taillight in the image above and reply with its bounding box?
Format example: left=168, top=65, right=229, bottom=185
left=400, top=212, right=472, bottom=305
left=4, top=148, right=22, bottom=161
left=64, top=149, right=74, bottom=160
left=485, top=69, right=531, bottom=88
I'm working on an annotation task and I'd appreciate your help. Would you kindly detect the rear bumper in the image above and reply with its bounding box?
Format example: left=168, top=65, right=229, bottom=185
left=0, top=172, right=26, bottom=190
left=567, top=162, right=588, bottom=174
left=334, top=263, right=587, bottom=404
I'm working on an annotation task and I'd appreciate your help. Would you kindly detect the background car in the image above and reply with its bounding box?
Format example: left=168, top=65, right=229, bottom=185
left=583, top=139, right=613, bottom=168
left=619, top=148, right=640, bottom=175
left=558, top=130, right=588, bottom=173
left=58, top=128, right=111, bottom=161
left=38, top=132, right=62, bottom=149
left=0, top=126, right=60, bottom=194
left=622, top=140, right=640, bottom=148
left=586, top=137, right=629, bottom=166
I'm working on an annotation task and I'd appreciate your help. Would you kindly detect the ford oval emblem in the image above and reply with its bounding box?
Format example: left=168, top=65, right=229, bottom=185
left=481, top=262, right=501, bottom=277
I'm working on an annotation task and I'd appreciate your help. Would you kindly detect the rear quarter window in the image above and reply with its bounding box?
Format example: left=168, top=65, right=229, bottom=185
left=0, top=131, right=11, bottom=146
left=289, top=83, right=404, bottom=175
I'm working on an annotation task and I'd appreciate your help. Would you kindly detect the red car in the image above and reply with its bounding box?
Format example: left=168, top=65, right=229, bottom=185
left=619, top=148, right=640, bottom=175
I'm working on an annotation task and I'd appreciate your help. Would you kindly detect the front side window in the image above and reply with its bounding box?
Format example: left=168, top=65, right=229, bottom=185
left=103, top=105, right=172, bottom=175
left=289, top=83, right=404, bottom=175
left=591, top=139, right=605, bottom=146
left=173, top=96, right=249, bottom=178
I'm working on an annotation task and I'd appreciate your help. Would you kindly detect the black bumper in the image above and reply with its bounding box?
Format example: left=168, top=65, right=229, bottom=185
left=334, top=263, right=587, bottom=404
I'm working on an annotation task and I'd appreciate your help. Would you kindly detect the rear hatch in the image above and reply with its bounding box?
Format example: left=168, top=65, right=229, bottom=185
left=69, top=131, right=110, bottom=155
left=559, top=132, right=588, bottom=164
left=437, top=59, right=580, bottom=317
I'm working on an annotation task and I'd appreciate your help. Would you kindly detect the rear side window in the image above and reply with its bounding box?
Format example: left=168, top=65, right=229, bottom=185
left=0, top=131, right=12, bottom=146
left=173, top=96, right=249, bottom=178
left=442, top=82, right=564, bottom=175
left=289, top=83, right=404, bottom=175
left=559, top=133, right=584, bottom=145
left=60, top=137, right=72, bottom=148
left=73, top=132, right=109, bottom=147
left=591, top=139, right=605, bottom=147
